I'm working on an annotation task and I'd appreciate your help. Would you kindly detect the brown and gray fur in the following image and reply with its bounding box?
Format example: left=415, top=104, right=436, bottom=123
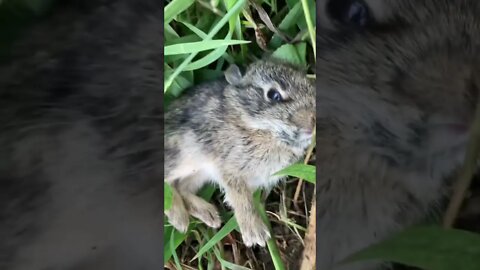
left=0, top=0, right=163, bottom=269
left=317, top=0, right=480, bottom=269
left=164, top=60, right=315, bottom=247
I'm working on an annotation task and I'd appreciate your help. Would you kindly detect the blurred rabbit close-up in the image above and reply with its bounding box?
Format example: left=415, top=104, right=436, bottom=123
left=0, top=1, right=164, bottom=269
left=317, top=0, right=480, bottom=269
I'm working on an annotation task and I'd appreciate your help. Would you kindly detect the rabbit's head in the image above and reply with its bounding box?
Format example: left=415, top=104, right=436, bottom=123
left=224, top=60, right=315, bottom=150
left=317, top=0, right=480, bottom=177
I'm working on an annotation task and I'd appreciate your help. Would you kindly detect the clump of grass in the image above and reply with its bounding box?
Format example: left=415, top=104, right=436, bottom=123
left=164, top=0, right=316, bottom=269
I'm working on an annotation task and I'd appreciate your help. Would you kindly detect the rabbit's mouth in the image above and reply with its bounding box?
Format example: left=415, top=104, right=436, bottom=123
left=278, top=129, right=313, bottom=149
left=241, top=116, right=313, bottom=149
left=298, top=129, right=314, bottom=142
left=429, top=123, right=469, bottom=136
left=423, top=113, right=470, bottom=145
left=423, top=122, right=470, bottom=159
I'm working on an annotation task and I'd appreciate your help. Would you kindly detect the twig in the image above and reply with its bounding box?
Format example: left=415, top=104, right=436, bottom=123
left=294, top=127, right=316, bottom=269
left=299, top=194, right=316, bottom=270
left=165, top=261, right=177, bottom=270
left=443, top=96, right=480, bottom=228
left=249, top=0, right=291, bottom=43
left=293, top=180, right=304, bottom=204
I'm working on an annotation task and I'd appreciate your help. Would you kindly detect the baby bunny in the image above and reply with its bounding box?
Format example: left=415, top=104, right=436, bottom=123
left=164, top=60, right=315, bottom=247
left=317, top=0, right=480, bottom=269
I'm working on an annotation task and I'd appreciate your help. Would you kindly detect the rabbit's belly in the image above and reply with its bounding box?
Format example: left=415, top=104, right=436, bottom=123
left=247, top=174, right=284, bottom=190
left=243, top=162, right=290, bottom=189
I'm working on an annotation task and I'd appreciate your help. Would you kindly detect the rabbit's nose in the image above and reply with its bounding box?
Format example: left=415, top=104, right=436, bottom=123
left=292, top=110, right=316, bottom=133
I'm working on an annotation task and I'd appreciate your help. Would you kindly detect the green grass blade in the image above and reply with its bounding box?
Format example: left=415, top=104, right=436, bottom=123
left=280, top=1, right=302, bottom=29
left=163, top=224, right=172, bottom=250
left=273, top=164, right=316, bottom=184
left=212, top=246, right=251, bottom=270
left=224, top=0, right=247, bottom=59
left=164, top=183, right=173, bottom=211
left=219, top=257, right=252, bottom=270
left=211, top=0, right=221, bottom=8
left=164, top=23, right=179, bottom=39
left=191, top=229, right=208, bottom=270
left=207, top=250, right=215, bottom=270
left=164, top=0, right=195, bottom=24
left=300, top=0, right=316, bottom=58
left=164, top=39, right=250, bottom=56
left=285, top=0, right=313, bottom=31
left=198, top=184, right=217, bottom=199
left=184, top=31, right=234, bottom=71
left=165, top=34, right=202, bottom=46
left=164, top=64, right=193, bottom=97
left=270, top=1, right=302, bottom=48
left=180, top=21, right=208, bottom=39
left=192, top=216, right=238, bottom=260
left=184, top=45, right=228, bottom=71
left=295, top=42, right=307, bottom=66
left=169, top=228, right=184, bottom=269
left=164, top=224, right=189, bottom=263
left=224, top=0, right=237, bottom=33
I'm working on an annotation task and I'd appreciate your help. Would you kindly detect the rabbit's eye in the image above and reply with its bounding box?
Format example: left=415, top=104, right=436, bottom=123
left=267, top=89, right=283, bottom=102
left=328, top=0, right=371, bottom=28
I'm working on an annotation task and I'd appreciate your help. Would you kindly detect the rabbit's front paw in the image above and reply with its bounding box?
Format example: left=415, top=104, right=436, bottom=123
left=238, top=215, right=271, bottom=247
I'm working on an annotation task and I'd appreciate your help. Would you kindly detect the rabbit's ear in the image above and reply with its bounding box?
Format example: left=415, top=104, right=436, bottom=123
left=225, top=64, right=243, bottom=85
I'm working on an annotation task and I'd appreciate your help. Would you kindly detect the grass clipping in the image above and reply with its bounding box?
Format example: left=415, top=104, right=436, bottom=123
left=300, top=194, right=316, bottom=270
left=443, top=97, right=480, bottom=228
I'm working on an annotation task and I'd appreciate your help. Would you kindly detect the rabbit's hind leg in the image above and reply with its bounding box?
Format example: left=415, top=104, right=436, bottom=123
left=165, top=185, right=190, bottom=233
left=177, top=174, right=221, bottom=229
left=183, top=194, right=221, bottom=228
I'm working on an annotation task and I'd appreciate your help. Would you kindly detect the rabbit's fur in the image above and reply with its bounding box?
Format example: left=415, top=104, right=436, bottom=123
left=164, top=60, right=315, bottom=247
left=318, top=0, right=480, bottom=269
left=0, top=1, right=163, bottom=269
